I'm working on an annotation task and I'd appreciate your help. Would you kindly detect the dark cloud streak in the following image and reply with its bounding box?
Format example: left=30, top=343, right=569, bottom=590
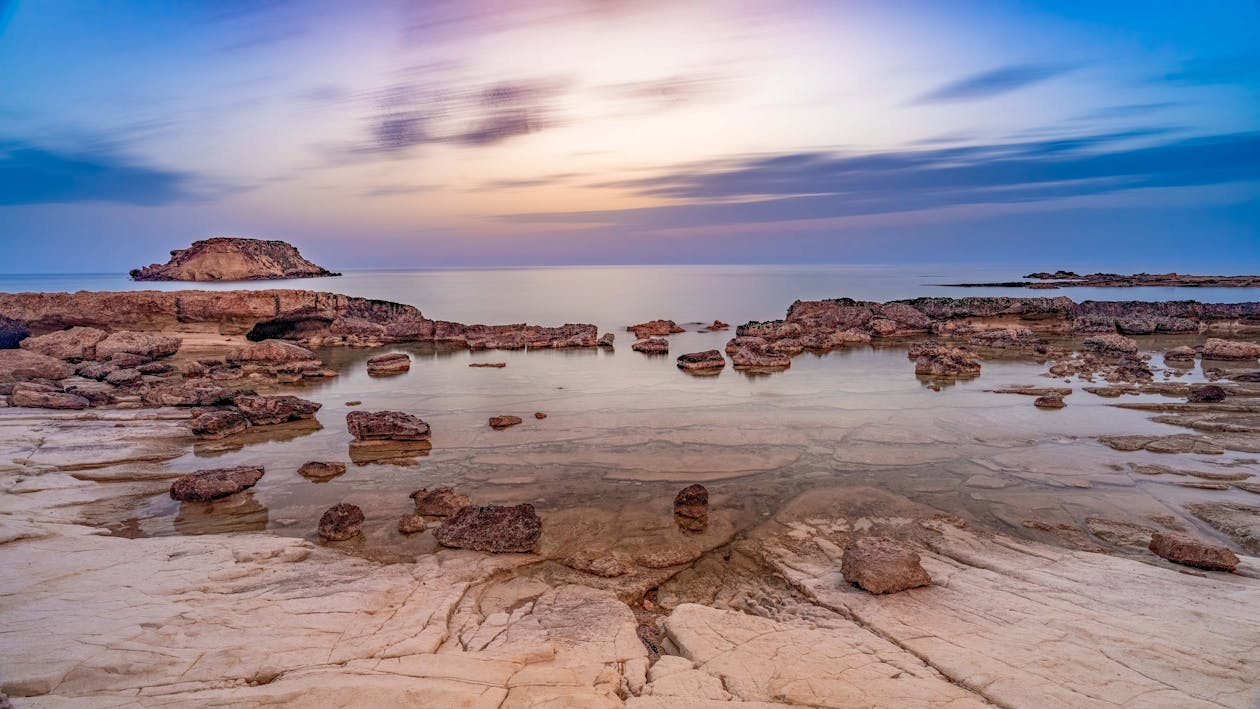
left=913, top=63, right=1072, bottom=104
left=0, top=141, right=193, bottom=206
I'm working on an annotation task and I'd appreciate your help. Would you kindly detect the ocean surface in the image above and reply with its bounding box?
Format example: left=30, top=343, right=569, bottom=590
left=2, top=264, right=1257, bottom=331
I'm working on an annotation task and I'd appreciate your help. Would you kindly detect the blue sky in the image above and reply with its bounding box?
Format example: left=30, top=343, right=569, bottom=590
left=1, top=0, right=1258, bottom=272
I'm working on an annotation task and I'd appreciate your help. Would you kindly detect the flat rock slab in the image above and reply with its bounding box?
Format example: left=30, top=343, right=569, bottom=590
left=169, top=465, right=264, bottom=502
left=234, top=395, right=322, bottom=425
left=346, top=410, right=431, bottom=441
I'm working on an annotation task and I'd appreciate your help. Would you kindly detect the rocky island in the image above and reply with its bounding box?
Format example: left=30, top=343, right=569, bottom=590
left=943, top=271, right=1260, bottom=289
left=130, top=237, right=340, bottom=282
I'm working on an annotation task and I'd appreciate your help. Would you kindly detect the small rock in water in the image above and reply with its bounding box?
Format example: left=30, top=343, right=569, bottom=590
left=534, top=411, right=547, bottom=419
left=597, top=332, right=615, bottom=347
left=398, top=514, right=427, bottom=535
left=632, top=338, right=669, bottom=355
left=318, top=503, right=364, bottom=541
left=346, top=410, right=431, bottom=440
left=469, top=362, right=507, bottom=368
left=234, top=394, right=322, bottom=425
left=1082, top=333, right=1139, bottom=356
left=169, top=466, right=265, bottom=502
left=676, top=349, right=726, bottom=371
left=1034, top=394, right=1066, bottom=409
left=434, top=504, right=542, bottom=552
left=190, top=410, right=249, bottom=438
left=1187, top=385, right=1227, bottom=403
left=489, top=415, right=523, bottom=430
left=366, top=352, right=411, bottom=376
left=1164, top=346, right=1196, bottom=364
left=1203, top=338, right=1260, bottom=361
left=1148, top=532, right=1238, bottom=572
left=344, top=400, right=362, bottom=406
left=674, top=484, right=709, bottom=532
left=298, top=461, right=346, bottom=480
left=841, top=536, right=932, bottom=594
left=410, top=487, right=470, bottom=517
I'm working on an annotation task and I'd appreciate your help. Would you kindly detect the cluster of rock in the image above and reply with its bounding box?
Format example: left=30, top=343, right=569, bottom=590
left=130, top=237, right=340, bottom=281
left=908, top=343, right=982, bottom=378
left=627, top=319, right=684, bottom=355
left=0, top=289, right=604, bottom=352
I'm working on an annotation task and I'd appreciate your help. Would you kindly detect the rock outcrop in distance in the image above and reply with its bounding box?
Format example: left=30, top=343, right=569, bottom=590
left=130, top=237, right=340, bottom=282
left=944, top=271, right=1260, bottom=289
left=0, top=289, right=599, bottom=350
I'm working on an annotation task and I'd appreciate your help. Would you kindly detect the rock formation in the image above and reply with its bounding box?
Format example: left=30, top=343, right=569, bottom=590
left=366, top=352, right=410, bottom=375
left=318, top=503, right=364, bottom=541
left=169, top=466, right=265, bottom=502
left=673, top=484, right=709, bottom=532
left=434, top=504, right=542, bottom=552
left=950, top=271, right=1260, bottom=289
left=675, top=350, right=725, bottom=371
left=130, top=237, right=339, bottom=281
left=298, top=461, right=346, bottom=480
left=840, top=535, right=932, bottom=594
left=346, top=411, right=431, bottom=441
left=233, top=395, right=321, bottom=425
left=627, top=320, right=685, bottom=338
left=1148, top=532, right=1239, bottom=571
left=631, top=338, right=669, bottom=355
left=410, top=487, right=471, bottom=517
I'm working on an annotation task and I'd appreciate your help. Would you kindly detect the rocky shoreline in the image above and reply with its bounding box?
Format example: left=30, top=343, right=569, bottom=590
left=2, top=288, right=1260, bottom=707
left=942, top=270, right=1260, bottom=289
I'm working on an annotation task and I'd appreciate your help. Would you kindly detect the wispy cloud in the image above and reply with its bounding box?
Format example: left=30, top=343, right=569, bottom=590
left=913, top=63, right=1072, bottom=104
left=0, top=140, right=194, bottom=206
left=502, top=130, right=1260, bottom=228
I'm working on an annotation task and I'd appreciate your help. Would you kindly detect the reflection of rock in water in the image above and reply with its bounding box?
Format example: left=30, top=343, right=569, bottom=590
left=349, top=439, right=432, bottom=466
left=192, top=419, right=324, bottom=457
left=174, top=492, right=269, bottom=535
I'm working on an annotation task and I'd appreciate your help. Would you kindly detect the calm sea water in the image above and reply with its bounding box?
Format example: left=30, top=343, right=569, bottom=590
left=1, top=264, right=1256, bottom=331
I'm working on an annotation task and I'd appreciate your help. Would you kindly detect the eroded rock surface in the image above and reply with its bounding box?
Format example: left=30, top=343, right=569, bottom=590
left=841, top=536, right=932, bottom=594
left=434, top=504, right=542, bottom=553
left=346, top=410, right=431, bottom=441
left=1148, top=532, right=1239, bottom=571
left=675, top=350, right=725, bottom=371
left=366, top=352, right=411, bottom=376
left=169, top=466, right=265, bottom=502
left=319, top=502, right=365, bottom=541
left=130, top=237, right=339, bottom=281
left=411, top=487, right=471, bottom=517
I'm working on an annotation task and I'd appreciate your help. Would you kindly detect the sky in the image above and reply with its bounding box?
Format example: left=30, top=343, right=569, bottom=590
left=1, top=0, right=1258, bottom=273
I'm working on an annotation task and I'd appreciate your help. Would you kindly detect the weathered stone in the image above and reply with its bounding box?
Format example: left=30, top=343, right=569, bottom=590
left=841, top=536, right=931, bottom=594
left=143, top=383, right=243, bottom=407
left=1203, top=338, right=1260, bottom=361
left=104, top=368, right=143, bottom=387
left=95, top=331, right=181, bottom=362
left=434, top=504, right=542, bottom=553
left=398, top=513, right=427, bottom=534
left=75, top=361, right=117, bottom=381
left=676, top=350, right=725, bottom=371
left=911, top=344, right=981, bottom=378
left=234, top=395, right=322, bottom=425
left=597, top=332, right=615, bottom=347
left=1148, top=532, right=1239, bottom=571
left=489, top=415, right=523, bottom=430
left=534, top=411, right=547, bottom=419
left=366, top=352, right=411, bottom=375
left=318, top=503, right=364, bottom=541
left=410, top=487, right=471, bottom=517
left=0, top=349, right=75, bottom=381
left=1188, top=385, right=1227, bottom=403
left=346, top=410, right=431, bottom=441
left=725, top=336, right=792, bottom=369
left=627, top=319, right=684, bottom=339
left=1164, top=346, right=1196, bottom=363
left=169, top=466, right=265, bottom=502
left=191, top=410, right=250, bottom=438
left=632, top=338, right=669, bottom=355
left=1082, top=333, right=1138, bottom=356
left=19, top=326, right=108, bottom=361
left=298, top=461, right=346, bottom=480
left=566, top=548, right=636, bottom=577
left=227, top=339, right=319, bottom=364
left=1034, top=394, right=1066, bottom=409
left=137, top=361, right=174, bottom=375
left=673, top=484, right=709, bottom=532
left=10, top=383, right=90, bottom=410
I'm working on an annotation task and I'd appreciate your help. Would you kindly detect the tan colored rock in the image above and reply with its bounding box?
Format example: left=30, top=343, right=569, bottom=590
left=226, top=339, right=318, bottom=364
left=1034, top=394, right=1066, bottom=409
left=95, top=331, right=181, bottom=362
left=346, top=410, right=431, bottom=441
left=676, top=350, right=725, bottom=371
left=631, top=338, right=669, bottom=355
left=130, top=237, right=339, bottom=281
left=1083, top=333, right=1139, bottom=355
left=190, top=409, right=249, bottom=438
left=1148, top=532, right=1239, bottom=571
left=366, top=352, right=410, bottom=375
left=233, top=394, right=322, bottom=425
left=18, top=327, right=108, bottom=361
left=841, top=536, right=931, bottom=594
left=298, top=461, right=346, bottom=480
left=489, top=415, right=523, bottom=430
left=0, top=349, right=75, bottom=381
left=1203, top=338, right=1260, bottom=361
left=9, top=383, right=89, bottom=410
left=410, top=487, right=470, bottom=517
left=627, top=319, right=684, bottom=339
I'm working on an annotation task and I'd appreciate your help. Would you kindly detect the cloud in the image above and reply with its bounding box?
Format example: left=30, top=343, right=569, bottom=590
left=913, top=63, right=1072, bottom=104
left=1154, top=54, right=1260, bottom=86
left=501, top=130, right=1260, bottom=228
left=0, top=140, right=194, bottom=206
left=360, top=184, right=436, bottom=198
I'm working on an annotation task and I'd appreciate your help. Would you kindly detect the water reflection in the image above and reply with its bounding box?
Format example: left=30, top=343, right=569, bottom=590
left=174, top=493, right=269, bottom=535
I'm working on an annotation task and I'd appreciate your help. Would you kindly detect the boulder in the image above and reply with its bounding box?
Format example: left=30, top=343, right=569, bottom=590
left=317, top=503, right=364, bottom=541
left=104, top=368, right=143, bottom=387
left=597, top=332, right=615, bottom=347
left=191, top=410, right=250, bottom=438
left=1148, top=532, right=1238, bottom=571
left=434, top=504, right=542, bottom=553
left=108, top=352, right=150, bottom=368
left=297, top=461, right=346, bottom=480
left=674, top=484, right=709, bottom=532
left=398, top=514, right=427, bottom=534
left=0, top=349, right=75, bottom=381
left=95, top=331, right=181, bottom=361
left=10, top=383, right=90, bottom=410
left=226, top=339, right=319, bottom=364
left=366, top=352, right=410, bottom=376
left=676, top=350, right=726, bottom=371
left=1164, top=346, right=1196, bottom=363
left=1203, top=338, right=1260, bottom=361
left=1034, top=394, right=1066, bottom=409
left=75, top=361, right=117, bottom=381
left=346, top=410, right=431, bottom=441
left=1188, top=385, right=1227, bottom=403
left=137, top=361, right=174, bottom=375
left=1083, top=333, right=1139, bottom=356
left=627, top=319, right=685, bottom=339
left=169, top=465, right=265, bottom=502
left=19, top=326, right=108, bottom=361
left=702, top=320, right=730, bottom=331
left=410, top=487, right=471, bottom=517
left=234, top=395, right=322, bottom=425
left=841, top=536, right=932, bottom=594
left=632, top=338, right=669, bottom=355
left=489, top=415, right=523, bottom=430
left=911, top=344, right=981, bottom=377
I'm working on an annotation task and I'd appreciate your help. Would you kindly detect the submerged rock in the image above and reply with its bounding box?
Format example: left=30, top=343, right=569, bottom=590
left=434, top=504, right=542, bottom=552
left=632, top=338, right=669, bottom=355
left=398, top=514, right=428, bottom=535
left=1148, top=532, right=1238, bottom=571
left=346, top=410, right=431, bottom=440
left=566, top=548, right=635, bottom=577
left=169, top=466, right=265, bottom=502
left=191, top=410, right=250, bottom=438
left=674, top=484, right=709, bottom=532
left=130, top=237, right=340, bottom=281
left=489, top=415, right=523, bottom=430
left=298, top=461, right=346, bottom=480
left=366, top=352, right=410, bottom=376
left=1164, top=346, right=1196, bottom=363
left=410, top=487, right=471, bottom=517
left=676, top=350, right=726, bottom=371
left=318, top=503, right=364, bottom=541
left=1034, top=394, right=1066, bottom=409
left=234, top=395, right=322, bottom=425
left=841, top=536, right=932, bottom=594
left=1203, top=338, right=1260, bottom=361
